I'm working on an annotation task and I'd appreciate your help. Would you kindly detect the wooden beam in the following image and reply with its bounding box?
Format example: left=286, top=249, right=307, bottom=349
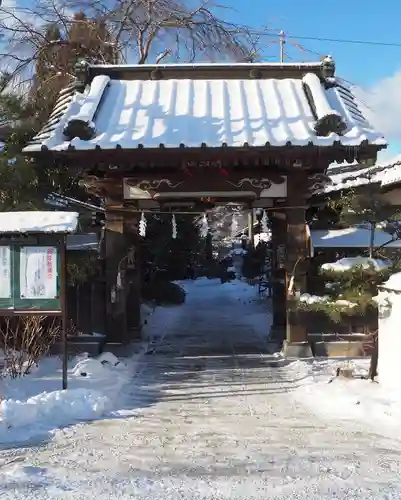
left=34, top=144, right=373, bottom=170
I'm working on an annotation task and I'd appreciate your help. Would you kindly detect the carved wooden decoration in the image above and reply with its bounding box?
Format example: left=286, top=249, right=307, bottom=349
left=124, top=171, right=287, bottom=200
left=131, top=179, right=184, bottom=191
left=307, top=172, right=333, bottom=194
left=226, top=178, right=277, bottom=190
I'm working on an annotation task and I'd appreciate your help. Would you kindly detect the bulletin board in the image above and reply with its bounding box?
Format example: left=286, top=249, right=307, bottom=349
left=0, top=242, right=61, bottom=313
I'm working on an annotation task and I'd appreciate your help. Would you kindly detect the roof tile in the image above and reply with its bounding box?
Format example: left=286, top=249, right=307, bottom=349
left=23, top=63, right=386, bottom=153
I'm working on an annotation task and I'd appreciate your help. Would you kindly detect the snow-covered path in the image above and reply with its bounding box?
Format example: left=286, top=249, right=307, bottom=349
left=1, top=279, right=401, bottom=499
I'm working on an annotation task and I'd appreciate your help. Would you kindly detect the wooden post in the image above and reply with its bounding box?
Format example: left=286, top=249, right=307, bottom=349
left=270, top=206, right=287, bottom=340
left=59, top=235, right=68, bottom=390
left=127, top=272, right=141, bottom=337
left=248, top=209, right=254, bottom=247
left=104, top=210, right=129, bottom=344
left=283, top=173, right=311, bottom=357
left=124, top=215, right=141, bottom=338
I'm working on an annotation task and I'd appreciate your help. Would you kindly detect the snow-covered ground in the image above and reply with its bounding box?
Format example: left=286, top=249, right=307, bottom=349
left=0, top=278, right=401, bottom=498
left=0, top=349, right=147, bottom=446
left=288, top=358, right=401, bottom=437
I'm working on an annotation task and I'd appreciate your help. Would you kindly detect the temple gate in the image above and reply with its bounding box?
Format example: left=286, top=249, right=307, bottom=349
left=23, top=58, right=385, bottom=356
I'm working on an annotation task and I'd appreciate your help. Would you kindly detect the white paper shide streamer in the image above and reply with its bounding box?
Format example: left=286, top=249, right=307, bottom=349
left=139, top=212, right=147, bottom=237
left=230, top=213, right=239, bottom=238
left=199, top=213, right=209, bottom=238
left=172, top=214, right=177, bottom=239
left=261, top=209, right=269, bottom=233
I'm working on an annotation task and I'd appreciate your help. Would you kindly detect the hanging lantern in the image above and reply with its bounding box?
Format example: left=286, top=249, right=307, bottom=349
left=139, top=211, right=147, bottom=237
left=199, top=213, right=209, bottom=238
left=261, top=209, right=269, bottom=233
left=231, top=213, right=239, bottom=238
left=172, top=214, right=177, bottom=239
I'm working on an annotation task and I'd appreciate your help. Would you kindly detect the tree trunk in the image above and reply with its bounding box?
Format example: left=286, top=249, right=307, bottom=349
left=369, top=223, right=375, bottom=258
left=368, top=333, right=378, bottom=381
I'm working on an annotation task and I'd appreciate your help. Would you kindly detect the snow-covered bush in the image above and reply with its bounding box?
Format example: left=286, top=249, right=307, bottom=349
left=294, top=257, right=393, bottom=322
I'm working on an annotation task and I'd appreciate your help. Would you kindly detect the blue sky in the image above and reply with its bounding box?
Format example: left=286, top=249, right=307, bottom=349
left=219, top=0, right=401, bottom=161
left=220, top=0, right=400, bottom=85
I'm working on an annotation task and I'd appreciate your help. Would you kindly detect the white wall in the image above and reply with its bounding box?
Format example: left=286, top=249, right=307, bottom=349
left=377, top=289, right=401, bottom=387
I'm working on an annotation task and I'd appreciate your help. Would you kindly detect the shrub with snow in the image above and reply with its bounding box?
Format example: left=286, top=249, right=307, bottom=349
left=1, top=316, right=60, bottom=379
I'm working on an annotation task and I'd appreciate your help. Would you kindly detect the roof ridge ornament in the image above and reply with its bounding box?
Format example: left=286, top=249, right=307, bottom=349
left=74, top=59, right=91, bottom=85
left=321, top=55, right=335, bottom=78
left=63, top=74, right=110, bottom=141
left=302, top=72, right=347, bottom=136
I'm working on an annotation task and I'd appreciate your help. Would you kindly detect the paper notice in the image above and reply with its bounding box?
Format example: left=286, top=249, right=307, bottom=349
left=20, top=246, right=57, bottom=299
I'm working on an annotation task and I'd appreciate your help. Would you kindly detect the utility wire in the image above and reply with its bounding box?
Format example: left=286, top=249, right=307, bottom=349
left=263, top=32, right=381, bottom=93
left=262, top=32, right=401, bottom=48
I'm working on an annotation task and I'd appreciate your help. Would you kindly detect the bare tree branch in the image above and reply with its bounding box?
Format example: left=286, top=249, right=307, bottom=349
left=0, top=0, right=255, bottom=84
left=0, top=0, right=258, bottom=135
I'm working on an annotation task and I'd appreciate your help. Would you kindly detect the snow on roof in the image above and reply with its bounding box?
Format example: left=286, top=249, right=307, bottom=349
left=310, top=226, right=401, bottom=249
left=380, top=158, right=401, bottom=187
left=0, top=211, right=79, bottom=234
left=91, top=61, right=326, bottom=70
left=317, top=154, right=401, bottom=194
left=321, top=256, right=389, bottom=272
left=381, top=272, right=401, bottom=291
left=23, top=61, right=385, bottom=153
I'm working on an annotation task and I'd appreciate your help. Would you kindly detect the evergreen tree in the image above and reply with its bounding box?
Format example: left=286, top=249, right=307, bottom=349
left=0, top=90, right=40, bottom=210
left=0, top=12, right=119, bottom=211
left=340, top=182, right=401, bottom=258
left=30, top=13, right=118, bottom=127
left=303, top=183, right=401, bottom=380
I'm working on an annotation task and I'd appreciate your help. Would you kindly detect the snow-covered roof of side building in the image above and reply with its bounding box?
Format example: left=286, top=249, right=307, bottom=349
left=23, top=58, right=386, bottom=153
left=0, top=211, right=79, bottom=233
left=321, top=256, right=389, bottom=272
left=316, top=154, right=401, bottom=194
left=310, top=226, right=401, bottom=249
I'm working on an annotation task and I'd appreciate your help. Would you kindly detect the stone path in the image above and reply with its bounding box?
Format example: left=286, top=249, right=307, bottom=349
left=1, top=279, right=401, bottom=499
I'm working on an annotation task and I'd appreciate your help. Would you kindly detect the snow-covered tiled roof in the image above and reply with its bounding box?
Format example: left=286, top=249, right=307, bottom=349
left=317, top=155, right=401, bottom=195
left=0, top=211, right=79, bottom=233
left=310, top=226, right=401, bottom=249
left=23, top=59, right=385, bottom=153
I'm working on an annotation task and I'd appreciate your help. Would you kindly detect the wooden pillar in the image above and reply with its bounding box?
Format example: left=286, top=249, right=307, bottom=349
left=270, top=206, right=287, bottom=340
left=283, top=173, right=311, bottom=355
left=126, top=273, right=141, bottom=337
left=248, top=209, right=254, bottom=247
left=104, top=210, right=129, bottom=344
left=124, top=215, right=142, bottom=338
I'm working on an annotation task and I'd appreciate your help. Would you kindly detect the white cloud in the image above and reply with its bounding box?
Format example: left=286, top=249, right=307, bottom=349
left=352, top=72, right=401, bottom=142
left=0, top=0, right=17, bottom=10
